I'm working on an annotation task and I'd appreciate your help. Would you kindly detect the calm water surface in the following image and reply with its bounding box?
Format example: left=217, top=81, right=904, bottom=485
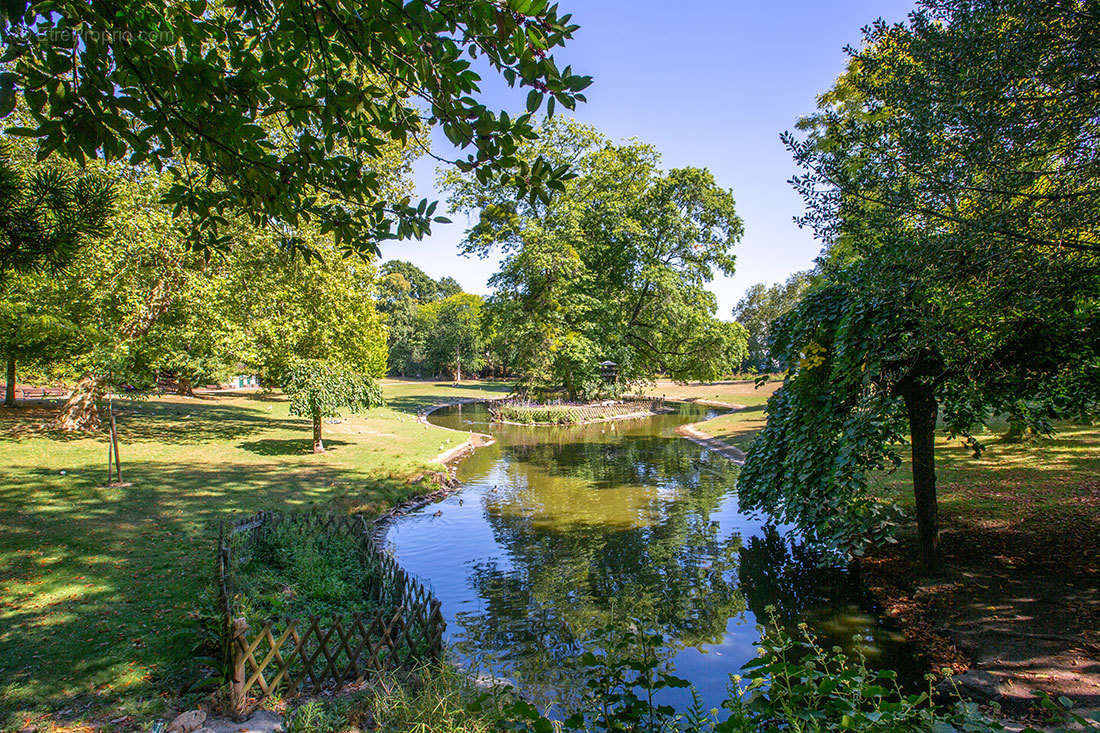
left=384, top=401, right=909, bottom=712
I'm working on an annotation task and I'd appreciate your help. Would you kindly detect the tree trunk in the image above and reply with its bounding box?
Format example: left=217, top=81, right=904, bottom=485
left=903, top=383, right=940, bottom=571
left=54, top=374, right=104, bottom=432
left=312, top=410, right=324, bottom=453
left=4, top=356, right=14, bottom=407
left=176, top=377, right=194, bottom=396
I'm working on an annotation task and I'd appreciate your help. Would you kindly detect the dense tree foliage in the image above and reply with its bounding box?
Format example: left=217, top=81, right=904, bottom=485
left=283, top=358, right=383, bottom=452
left=377, top=260, right=484, bottom=378
left=444, top=119, right=748, bottom=398
left=0, top=138, right=113, bottom=405
left=0, top=0, right=591, bottom=257
left=380, top=260, right=461, bottom=304
left=739, top=0, right=1100, bottom=569
left=732, top=271, right=811, bottom=372
left=13, top=160, right=391, bottom=428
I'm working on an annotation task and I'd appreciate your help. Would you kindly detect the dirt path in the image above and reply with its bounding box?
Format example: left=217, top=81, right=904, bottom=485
left=675, top=422, right=746, bottom=463
left=863, top=515, right=1100, bottom=724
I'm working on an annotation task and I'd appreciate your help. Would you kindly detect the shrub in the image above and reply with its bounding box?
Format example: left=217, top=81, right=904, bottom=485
left=231, top=522, right=386, bottom=624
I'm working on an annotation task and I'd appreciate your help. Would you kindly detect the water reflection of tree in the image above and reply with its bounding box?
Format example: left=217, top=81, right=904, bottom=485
left=737, top=526, right=847, bottom=626
left=451, top=436, right=747, bottom=698
left=736, top=527, right=913, bottom=679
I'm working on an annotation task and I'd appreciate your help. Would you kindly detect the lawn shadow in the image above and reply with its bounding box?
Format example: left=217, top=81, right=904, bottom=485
left=0, top=456, right=434, bottom=726
left=238, top=438, right=351, bottom=456
left=384, top=382, right=512, bottom=415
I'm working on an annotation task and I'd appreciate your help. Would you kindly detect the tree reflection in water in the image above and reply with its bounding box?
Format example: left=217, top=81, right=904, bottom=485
left=391, top=402, right=911, bottom=711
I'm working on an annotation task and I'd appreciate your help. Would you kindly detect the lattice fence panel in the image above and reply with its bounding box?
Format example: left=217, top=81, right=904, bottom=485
left=217, top=510, right=445, bottom=718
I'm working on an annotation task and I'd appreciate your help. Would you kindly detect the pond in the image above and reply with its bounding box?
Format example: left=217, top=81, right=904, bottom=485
left=383, top=400, right=911, bottom=713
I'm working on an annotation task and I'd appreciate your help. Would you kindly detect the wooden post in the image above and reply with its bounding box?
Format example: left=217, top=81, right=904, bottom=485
left=230, top=617, right=249, bottom=720
left=109, top=401, right=121, bottom=483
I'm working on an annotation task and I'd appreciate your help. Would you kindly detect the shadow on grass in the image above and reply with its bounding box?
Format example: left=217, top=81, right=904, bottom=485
left=384, top=382, right=512, bottom=415
left=238, top=438, right=351, bottom=456
left=0, top=457, right=434, bottom=726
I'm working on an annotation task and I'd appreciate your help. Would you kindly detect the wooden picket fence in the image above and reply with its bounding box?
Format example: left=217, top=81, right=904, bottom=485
left=217, top=511, right=444, bottom=718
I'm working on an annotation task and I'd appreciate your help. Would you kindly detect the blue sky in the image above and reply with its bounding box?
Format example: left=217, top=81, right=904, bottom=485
left=379, top=0, right=916, bottom=317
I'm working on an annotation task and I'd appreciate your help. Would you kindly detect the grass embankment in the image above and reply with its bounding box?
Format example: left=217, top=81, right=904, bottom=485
left=638, top=378, right=781, bottom=452
left=0, top=380, right=509, bottom=729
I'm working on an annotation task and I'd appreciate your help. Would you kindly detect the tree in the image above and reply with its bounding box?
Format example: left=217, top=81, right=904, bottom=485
left=739, top=0, right=1100, bottom=570
left=419, top=293, right=485, bottom=381
left=444, top=119, right=748, bottom=399
left=377, top=261, right=476, bottom=377
left=214, top=234, right=390, bottom=385
left=732, top=272, right=811, bottom=372
left=283, top=358, right=383, bottom=453
left=0, top=138, right=113, bottom=406
left=0, top=0, right=591, bottom=257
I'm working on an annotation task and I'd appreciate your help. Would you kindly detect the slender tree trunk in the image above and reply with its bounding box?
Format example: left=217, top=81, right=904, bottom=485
left=312, top=410, right=324, bottom=453
left=55, top=374, right=104, bottom=432
left=4, top=356, right=14, bottom=407
left=903, top=383, right=940, bottom=571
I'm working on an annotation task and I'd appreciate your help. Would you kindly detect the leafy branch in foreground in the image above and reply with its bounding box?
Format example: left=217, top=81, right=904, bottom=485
left=0, top=0, right=592, bottom=256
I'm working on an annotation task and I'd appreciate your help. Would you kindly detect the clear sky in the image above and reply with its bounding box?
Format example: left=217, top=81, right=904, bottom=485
left=379, top=0, right=917, bottom=318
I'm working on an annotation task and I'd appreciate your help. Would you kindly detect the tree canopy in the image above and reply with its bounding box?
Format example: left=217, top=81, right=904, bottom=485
left=739, top=0, right=1100, bottom=569
left=0, top=137, right=114, bottom=405
left=444, top=118, right=747, bottom=398
left=732, top=271, right=812, bottom=372
left=0, top=0, right=591, bottom=257
left=283, top=357, right=383, bottom=452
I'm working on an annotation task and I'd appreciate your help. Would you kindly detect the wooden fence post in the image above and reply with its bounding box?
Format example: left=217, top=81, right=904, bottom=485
left=230, top=617, right=249, bottom=720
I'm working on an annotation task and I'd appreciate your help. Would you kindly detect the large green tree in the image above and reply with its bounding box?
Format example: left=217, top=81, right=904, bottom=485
left=376, top=260, right=470, bottom=377
left=418, top=292, right=486, bottom=381
left=0, top=0, right=591, bottom=257
left=739, top=0, right=1100, bottom=570
left=0, top=138, right=113, bottom=406
left=445, top=119, right=748, bottom=398
left=732, top=271, right=812, bottom=372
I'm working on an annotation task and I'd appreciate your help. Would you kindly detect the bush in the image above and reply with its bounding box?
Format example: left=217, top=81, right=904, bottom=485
left=482, top=615, right=1022, bottom=732
left=231, top=522, right=386, bottom=624
left=496, top=403, right=582, bottom=425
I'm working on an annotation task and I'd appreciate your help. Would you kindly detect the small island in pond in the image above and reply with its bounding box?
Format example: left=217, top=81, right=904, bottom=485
left=488, top=397, right=672, bottom=425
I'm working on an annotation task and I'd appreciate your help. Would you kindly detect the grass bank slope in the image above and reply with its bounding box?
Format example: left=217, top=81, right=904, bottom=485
left=0, top=379, right=509, bottom=728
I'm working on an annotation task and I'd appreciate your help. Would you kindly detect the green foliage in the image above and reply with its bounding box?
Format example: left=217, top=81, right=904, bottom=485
left=216, top=236, right=391, bottom=384
left=233, top=523, right=379, bottom=623
left=444, top=118, right=748, bottom=398
left=378, top=263, right=483, bottom=378
left=496, top=403, right=581, bottom=424
left=732, top=272, right=812, bottom=372
left=282, top=358, right=383, bottom=423
left=284, top=665, right=504, bottom=733
left=380, top=260, right=462, bottom=304
left=0, top=137, right=114, bottom=279
left=285, top=699, right=342, bottom=733
left=0, top=0, right=591, bottom=256
left=417, top=293, right=486, bottom=380
left=483, top=618, right=1007, bottom=732
left=742, top=0, right=1100, bottom=565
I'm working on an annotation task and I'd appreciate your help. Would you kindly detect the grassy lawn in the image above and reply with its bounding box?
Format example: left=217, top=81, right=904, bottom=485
left=0, top=379, right=510, bottom=729
left=871, top=421, right=1100, bottom=529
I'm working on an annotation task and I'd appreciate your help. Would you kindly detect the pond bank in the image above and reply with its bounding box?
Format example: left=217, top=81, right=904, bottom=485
left=650, top=408, right=1100, bottom=724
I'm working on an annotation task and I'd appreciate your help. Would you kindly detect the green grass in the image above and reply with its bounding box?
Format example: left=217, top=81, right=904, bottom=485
left=870, top=420, right=1100, bottom=527
left=0, top=379, right=510, bottom=729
